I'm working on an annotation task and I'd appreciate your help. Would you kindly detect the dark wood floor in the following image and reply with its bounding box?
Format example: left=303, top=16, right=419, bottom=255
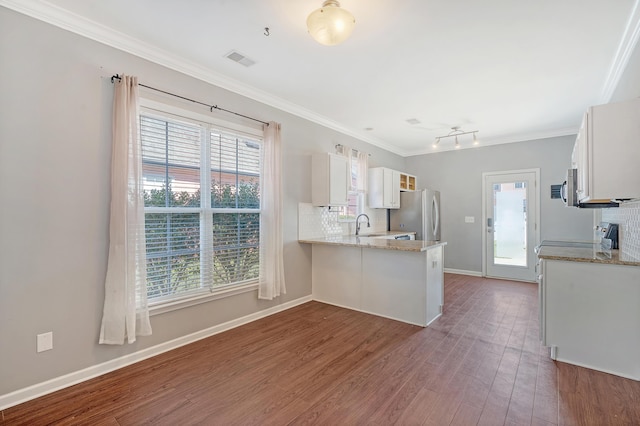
left=3, top=273, right=640, bottom=425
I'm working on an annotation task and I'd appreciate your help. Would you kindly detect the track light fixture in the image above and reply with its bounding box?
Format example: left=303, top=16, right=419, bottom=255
left=433, top=126, right=479, bottom=149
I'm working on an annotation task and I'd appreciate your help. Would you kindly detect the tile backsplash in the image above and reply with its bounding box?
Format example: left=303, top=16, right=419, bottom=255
left=298, top=202, right=387, bottom=240
left=298, top=200, right=640, bottom=259
left=602, top=200, right=640, bottom=260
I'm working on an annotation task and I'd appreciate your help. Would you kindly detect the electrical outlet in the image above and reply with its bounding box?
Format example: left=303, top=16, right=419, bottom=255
left=37, top=332, right=53, bottom=353
left=465, top=216, right=475, bottom=223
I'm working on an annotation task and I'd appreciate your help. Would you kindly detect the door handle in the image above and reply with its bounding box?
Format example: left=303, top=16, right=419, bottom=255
left=487, top=217, right=493, bottom=233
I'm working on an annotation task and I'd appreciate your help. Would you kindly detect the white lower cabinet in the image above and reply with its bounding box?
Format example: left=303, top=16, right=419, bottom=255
left=312, top=244, right=444, bottom=327
left=539, top=258, right=640, bottom=379
left=426, top=245, right=444, bottom=323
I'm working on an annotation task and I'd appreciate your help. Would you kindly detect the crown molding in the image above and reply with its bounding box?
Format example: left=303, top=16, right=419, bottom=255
left=600, top=0, right=640, bottom=102
left=0, top=0, right=401, bottom=155
left=403, top=127, right=578, bottom=157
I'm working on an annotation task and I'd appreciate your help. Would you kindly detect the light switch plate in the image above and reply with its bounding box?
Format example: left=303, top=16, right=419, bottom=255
left=465, top=216, right=475, bottom=223
left=37, top=332, right=53, bottom=353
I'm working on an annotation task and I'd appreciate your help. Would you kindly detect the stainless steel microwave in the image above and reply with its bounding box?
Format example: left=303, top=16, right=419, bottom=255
left=561, top=168, right=579, bottom=207
left=561, top=168, right=619, bottom=208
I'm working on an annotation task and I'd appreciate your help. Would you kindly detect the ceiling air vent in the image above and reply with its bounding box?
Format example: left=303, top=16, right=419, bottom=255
left=406, top=118, right=421, bottom=125
left=225, top=50, right=256, bottom=67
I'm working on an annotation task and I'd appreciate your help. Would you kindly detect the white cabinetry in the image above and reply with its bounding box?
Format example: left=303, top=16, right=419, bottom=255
left=539, top=258, right=640, bottom=379
left=368, top=167, right=400, bottom=209
left=574, top=115, right=588, bottom=198
left=574, top=98, right=640, bottom=202
left=426, top=245, right=444, bottom=324
left=400, top=172, right=416, bottom=191
left=312, top=153, right=348, bottom=206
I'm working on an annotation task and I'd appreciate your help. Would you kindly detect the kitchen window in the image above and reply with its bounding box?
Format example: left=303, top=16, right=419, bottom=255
left=340, top=193, right=363, bottom=221
left=140, top=105, right=262, bottom=311
left=339, top=148, right=368, bottom=221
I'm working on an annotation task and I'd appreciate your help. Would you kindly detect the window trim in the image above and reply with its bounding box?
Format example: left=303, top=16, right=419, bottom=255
left=140, top=98, right=262, bottom=140
left=139, top=98, right=263, bottom=313
left=149, top=282, right=259, bottom=316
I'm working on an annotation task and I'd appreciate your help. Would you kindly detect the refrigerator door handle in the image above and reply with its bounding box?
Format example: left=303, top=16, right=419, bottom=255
left=432, top=195, right=439, bottom=238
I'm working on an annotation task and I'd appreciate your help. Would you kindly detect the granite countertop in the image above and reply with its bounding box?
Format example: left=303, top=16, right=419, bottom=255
left=537, top=246, right=640, bottom=267
left=299, top=232, right=447, bottom=252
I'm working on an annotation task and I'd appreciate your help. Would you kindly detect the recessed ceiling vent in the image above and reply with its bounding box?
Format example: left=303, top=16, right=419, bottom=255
left=225, top=50, right=256, bottom=67
left=406, top=118, right=421, bottom=125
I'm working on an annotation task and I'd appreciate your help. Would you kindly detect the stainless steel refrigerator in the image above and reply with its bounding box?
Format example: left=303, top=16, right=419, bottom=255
left=390, top=189, right=441, bottom=241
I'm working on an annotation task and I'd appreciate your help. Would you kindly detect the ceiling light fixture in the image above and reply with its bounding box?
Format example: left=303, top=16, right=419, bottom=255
left=307, top=0, right=355, bottom=46
left=434, top=126, right=479, bottom=149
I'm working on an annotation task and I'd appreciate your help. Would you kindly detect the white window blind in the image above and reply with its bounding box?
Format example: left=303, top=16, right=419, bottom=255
left=210, top=130, right=260, bottom=286
left=140, top=112, right=261, bottom=304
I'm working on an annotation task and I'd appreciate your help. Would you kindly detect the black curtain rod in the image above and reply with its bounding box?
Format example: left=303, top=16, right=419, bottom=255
left=110, top=74, right=269, bottom=126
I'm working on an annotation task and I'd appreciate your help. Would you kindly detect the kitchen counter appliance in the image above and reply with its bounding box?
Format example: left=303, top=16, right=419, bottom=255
left=389, top=189, right=440, bottom=241
left=597, top=222, right=619, bottom=249
left=561, top=168, right=619, bottom=208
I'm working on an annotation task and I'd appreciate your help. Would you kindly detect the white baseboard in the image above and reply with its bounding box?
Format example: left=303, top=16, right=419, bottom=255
left=312, top=298, right=426, bottom=327
left=0, top=295, right=313, bottom=411
left=444, top=268, right=483, bottom=277
left=554, top=356, right=640, bottom=382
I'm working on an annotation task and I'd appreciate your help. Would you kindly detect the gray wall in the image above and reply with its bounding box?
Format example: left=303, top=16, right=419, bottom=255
left=0, top=8, right=403, bottom=396
left=405, top=136, right=595, bottom=273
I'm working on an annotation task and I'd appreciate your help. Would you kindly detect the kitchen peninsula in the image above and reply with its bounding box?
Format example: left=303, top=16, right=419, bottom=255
left=299, top=234, right=446, bottom=327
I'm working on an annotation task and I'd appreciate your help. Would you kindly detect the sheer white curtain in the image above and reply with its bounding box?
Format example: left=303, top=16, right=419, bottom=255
left=336, top=144, right=368, bottom=193
left=99, top=75, right=152, bottom=344
left=258, top=122, right=286, bottom=300
left=353, top=150, right=368, bottom=193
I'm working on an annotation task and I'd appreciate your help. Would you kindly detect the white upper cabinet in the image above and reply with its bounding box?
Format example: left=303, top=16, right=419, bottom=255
left=575, top=98, right=640, bottom=202
left=368, top=167, right=400, bottom=209
left=312, top=153, right=349, bottom=206
left=400, top=172, right=416, bottom=191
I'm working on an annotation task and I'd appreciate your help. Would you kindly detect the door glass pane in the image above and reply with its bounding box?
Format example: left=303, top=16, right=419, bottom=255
left=493, top=182, right=527, bottom=266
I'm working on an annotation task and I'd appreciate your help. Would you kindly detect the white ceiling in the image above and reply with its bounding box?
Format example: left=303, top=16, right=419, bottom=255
left=4, top=0, right=640, bottom=156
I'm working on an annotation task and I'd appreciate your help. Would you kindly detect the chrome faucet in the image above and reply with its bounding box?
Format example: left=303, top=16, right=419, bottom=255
left=355, top=214, right=370, bottom=236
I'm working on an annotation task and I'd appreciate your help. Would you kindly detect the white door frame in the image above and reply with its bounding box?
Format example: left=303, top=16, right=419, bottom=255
left=481, top=168, right=540, bottom=281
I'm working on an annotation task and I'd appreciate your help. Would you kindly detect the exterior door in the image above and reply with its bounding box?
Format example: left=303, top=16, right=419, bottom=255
left=483, top=170, right=539, bottom=281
